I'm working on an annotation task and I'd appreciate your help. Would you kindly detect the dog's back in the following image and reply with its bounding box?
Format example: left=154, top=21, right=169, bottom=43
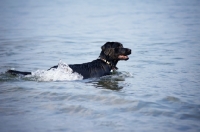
left=68, top=59, right=112, bottom=79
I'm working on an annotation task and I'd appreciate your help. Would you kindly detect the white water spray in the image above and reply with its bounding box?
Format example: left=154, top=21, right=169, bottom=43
left=25, top=61, right=83, bottom=81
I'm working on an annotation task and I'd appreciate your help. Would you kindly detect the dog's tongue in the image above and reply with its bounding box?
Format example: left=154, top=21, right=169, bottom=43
left=118, top=55, right=129, bottom=60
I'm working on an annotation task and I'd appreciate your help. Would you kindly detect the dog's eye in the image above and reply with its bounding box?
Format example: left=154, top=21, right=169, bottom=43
left=119, top=44, right=123, bottom=48
left=115, top=48, right=119, bottom=52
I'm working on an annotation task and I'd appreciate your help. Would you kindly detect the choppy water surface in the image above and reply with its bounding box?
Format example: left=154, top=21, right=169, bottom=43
left=0, top=0, right=200, bottom=131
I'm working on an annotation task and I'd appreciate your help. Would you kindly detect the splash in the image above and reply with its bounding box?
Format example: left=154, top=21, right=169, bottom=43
left=25, top=61, right=83, bottom=81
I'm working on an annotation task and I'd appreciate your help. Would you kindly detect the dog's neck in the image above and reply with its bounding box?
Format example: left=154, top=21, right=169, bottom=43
left=98, top=57, right=118, bottom=70
left=100, top=58, right=111, bottom=65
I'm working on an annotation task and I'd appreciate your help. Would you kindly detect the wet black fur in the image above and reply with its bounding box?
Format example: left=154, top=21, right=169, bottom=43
left=6, top=42, right=131, bottom=79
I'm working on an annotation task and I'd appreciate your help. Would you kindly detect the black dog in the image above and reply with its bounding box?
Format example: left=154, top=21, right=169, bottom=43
left=7, top=42, right=131, bottom=79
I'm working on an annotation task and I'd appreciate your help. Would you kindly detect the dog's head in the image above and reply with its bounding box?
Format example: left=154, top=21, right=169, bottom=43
left=103, top=48, right=131, bottom=60
left=99, top=42, right=131, bottom=69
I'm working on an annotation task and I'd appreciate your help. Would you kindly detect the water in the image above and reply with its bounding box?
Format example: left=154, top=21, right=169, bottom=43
left=0, top=0, right=200, bottom=131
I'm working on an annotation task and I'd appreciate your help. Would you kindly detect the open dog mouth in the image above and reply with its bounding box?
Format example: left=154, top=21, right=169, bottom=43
left=117, top=48, right=131, bottom=60
left=118, top=55, right=129, bottom=60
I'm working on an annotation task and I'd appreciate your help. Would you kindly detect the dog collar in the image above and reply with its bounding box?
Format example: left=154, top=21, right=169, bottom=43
left=98, top=57, right=118, bottom=70
left=100, top=58, right=111, bottom=65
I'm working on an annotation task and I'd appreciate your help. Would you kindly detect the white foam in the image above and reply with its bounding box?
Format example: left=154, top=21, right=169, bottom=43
left=25, top=61, right=83, bottom=81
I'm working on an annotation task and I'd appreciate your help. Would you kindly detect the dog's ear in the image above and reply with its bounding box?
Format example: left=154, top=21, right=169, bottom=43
left=104, top=48, right=113, bottom=56
left=101, top=42, right=112, bottom=51
left=101, top=45, right=106, bottom=51
left=103, top=48, right=110, bottom=56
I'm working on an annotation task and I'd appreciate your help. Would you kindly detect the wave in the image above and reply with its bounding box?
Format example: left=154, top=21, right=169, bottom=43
left=24, top=61, right=83, bottom=81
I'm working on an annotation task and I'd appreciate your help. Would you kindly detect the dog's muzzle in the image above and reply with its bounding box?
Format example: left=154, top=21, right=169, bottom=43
left=118, top=48, right=131, bottom=60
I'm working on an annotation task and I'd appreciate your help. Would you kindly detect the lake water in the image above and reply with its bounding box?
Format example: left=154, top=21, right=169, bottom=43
left=0, top=0, right=200, bottom=131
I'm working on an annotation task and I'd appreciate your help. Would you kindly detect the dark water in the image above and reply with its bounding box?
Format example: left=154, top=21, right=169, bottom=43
left=0, top=0, right=200, bottom=131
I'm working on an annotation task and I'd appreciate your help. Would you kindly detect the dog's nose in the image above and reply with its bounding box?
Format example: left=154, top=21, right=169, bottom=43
left=128, top=49, right=131, bottom=53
